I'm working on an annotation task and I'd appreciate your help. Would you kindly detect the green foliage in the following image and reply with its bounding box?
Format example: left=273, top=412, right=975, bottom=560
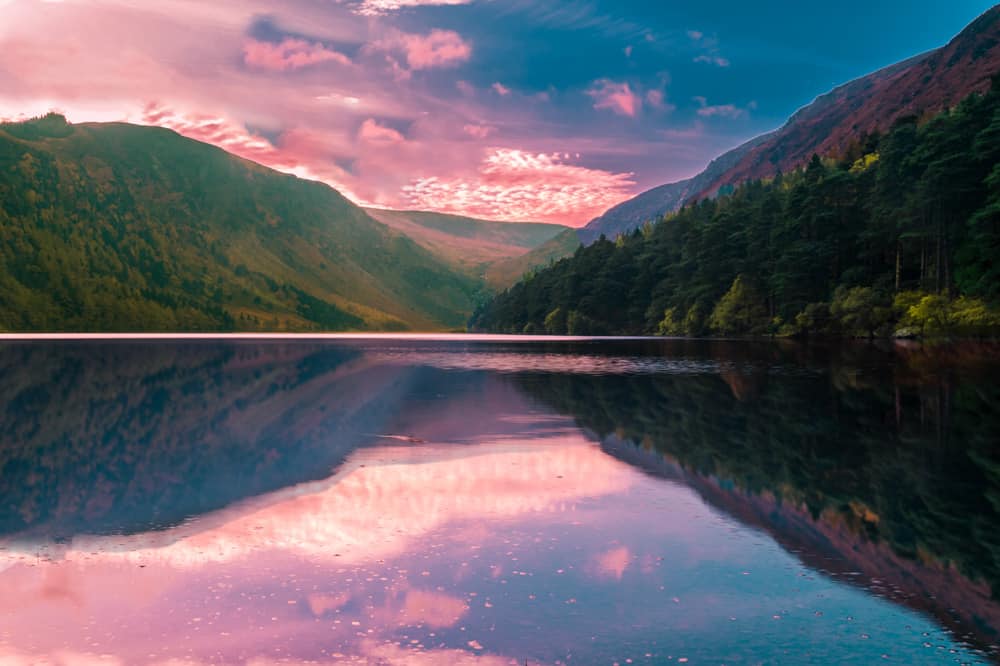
left=544, top=307, right=565, bottom=334
left=656, top=307, right=682, bottom=336
left=709, top=276, right=769, bottom=336
left=897, top=291, right=1000, bottom=337
left=0, top=120, right=483, bottom=331
left=830, top=286, right=893, bottom=338
left=472, top=82, right=1000, bottom=338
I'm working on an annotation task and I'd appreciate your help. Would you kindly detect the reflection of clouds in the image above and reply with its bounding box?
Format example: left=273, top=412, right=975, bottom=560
left=0, top=643, right=518, bottom=666
left=396, top=588, right=469, bottom=628
left=592, top=546, right=631, bottom=580
left=370, top=351, right=727, bottom=375
left=0, top=439, right=633, bottom=570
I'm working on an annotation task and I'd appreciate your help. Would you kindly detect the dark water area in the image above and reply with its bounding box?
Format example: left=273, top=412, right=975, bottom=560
left=1, top=337, right=999, bottom=664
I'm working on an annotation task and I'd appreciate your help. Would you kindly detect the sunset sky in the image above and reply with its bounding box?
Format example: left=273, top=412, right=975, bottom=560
left=0, top=0, right=994, bottom=225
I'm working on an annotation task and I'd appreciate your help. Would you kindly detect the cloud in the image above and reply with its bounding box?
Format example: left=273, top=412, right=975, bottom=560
left=645, top=89, right=674, bottom=113
left=463, top=123, right=495, bottom=139
left=139, top=104, right=362, bottom=201
left=374, top=28, right=472, bottom=70
left=694, top=97, right=746, bottom=118
left=402, top=148, right=636, bottom=225
left=694, top=54, right=730, bottom=67
left=242, top=38, right=351, bottom=71
left=587, top=79, right=641, bottom=117
left=355, top=0, right=473, bottom=16
left=491, top=82, right=511, bottom=96
left=358, top=118, right=406, bottom=145
left=686, top=30, right=704, bottom=41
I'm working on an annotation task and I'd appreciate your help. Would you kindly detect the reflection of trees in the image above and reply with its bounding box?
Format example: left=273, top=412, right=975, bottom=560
left=0, top=343, right=411, bottom=537
left=515, top=342, right=1000, bottom=597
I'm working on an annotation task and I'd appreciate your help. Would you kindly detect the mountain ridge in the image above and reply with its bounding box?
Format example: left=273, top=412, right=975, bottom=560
left=0, top=115, right=483, bottom=331
left=580, top=5, right=1000, bottom=243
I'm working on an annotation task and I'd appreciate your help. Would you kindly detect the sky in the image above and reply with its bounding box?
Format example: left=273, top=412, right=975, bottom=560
left=0, top=0, right=995, bottom=226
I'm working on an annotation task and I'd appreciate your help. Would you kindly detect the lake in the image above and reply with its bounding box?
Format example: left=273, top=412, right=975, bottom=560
left=0, top=336, right=998, bottom=664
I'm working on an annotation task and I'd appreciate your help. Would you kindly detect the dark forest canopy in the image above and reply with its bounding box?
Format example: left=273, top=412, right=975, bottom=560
left=472, top=79, right=1000, bottom=338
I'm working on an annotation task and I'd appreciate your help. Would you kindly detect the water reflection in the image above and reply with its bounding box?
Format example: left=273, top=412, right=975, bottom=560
left=0, top=339, right=998, bottom=664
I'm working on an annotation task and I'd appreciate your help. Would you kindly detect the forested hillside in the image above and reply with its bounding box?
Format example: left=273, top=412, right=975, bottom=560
left=0, top=114, right=483, bottom=332
left=472, top=80, right=1000, bottom=338
left=580, top=5, right=1000, bottom=243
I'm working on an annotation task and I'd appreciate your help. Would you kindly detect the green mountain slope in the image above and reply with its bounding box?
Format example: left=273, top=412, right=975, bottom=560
left=0, top=114, right=482, bottom=332
left=363, top=207, right=569, bottom=284
left=484, top=228, right=582, bottom=289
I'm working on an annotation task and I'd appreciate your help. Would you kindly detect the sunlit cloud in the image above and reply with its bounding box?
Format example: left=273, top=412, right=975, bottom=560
left=694, top=96, right=747, bottom=119
left=372, top=28, right=472, bottom=70
left=243, top=38, right=351, bottom=71
left=402, top=149, right=636, bottom=225
left=358, top=117, right=407, bottom=145
left=694, top=54, right=730, bottom=67
left=587, top=79, right=641, bottom=117
left=492, top=82, right=511, bottom=96
left=355, top=0, right=474, bottom=16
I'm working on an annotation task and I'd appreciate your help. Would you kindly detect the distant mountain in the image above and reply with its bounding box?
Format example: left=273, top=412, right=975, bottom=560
left=0, top=115, right=483, bottom=332
left=363, top=207, right=568, bottom=286
left=484, top=228, right=582, bottom=289
left=581, top=5, right=1000, bottom=243
left=579, top=132, right=773, bottom=244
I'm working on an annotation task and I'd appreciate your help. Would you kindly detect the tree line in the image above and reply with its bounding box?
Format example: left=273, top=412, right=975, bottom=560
left=471, top=77, right=1000, bottom=338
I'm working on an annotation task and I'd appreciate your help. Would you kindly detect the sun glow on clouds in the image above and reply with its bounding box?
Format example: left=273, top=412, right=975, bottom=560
left=355, top=0, right=473, bottom=16
left=243, top=38, right=351, bottom=71
left=403, top=148, right=636, bottom=225
left=140, top=104, right=364, bottom=202
left=587, top=79, right=642, bottom=117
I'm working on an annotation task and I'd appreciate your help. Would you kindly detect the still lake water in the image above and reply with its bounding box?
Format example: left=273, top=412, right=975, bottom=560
left=1, top=337, right=999, bottom=664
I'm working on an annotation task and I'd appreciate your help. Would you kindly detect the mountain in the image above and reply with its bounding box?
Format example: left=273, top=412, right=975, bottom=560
left=484, top=228, right=582, bottom=289
left=473, top=79, right=1000, bottom=336
left=362, top=207, right=569, bottom=286
left=579, top=132, right=774, bottom=244
left=581, top=5, right=1000, bottom=243
left=0, top=114, right=483, bottom=332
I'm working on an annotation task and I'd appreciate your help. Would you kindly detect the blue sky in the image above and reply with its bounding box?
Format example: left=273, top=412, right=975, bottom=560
left=0, top=0, right=994, bottom=224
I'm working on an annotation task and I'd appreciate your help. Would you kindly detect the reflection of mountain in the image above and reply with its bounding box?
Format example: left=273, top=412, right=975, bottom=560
left=513, top=341, right=1000, bottom=654
left=0, top=342, right=421, bottom=537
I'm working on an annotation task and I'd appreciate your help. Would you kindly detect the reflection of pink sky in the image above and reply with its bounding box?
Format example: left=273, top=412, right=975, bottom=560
left=0, top=438, right=634, bottom=569
left=592, top=545, right=632, bottom=580
left=0, top=439, right=635, bottom=663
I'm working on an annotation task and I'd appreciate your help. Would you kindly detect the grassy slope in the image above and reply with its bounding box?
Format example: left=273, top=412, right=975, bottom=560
left=363, top=207, right=569, bottom=281
left=484, top=228, right=582, bottom=289
left=0, top=116, right=482, bottom=331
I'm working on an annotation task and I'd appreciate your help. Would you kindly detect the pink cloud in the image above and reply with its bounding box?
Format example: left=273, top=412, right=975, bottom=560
left=355, top=0, right=473, bottom=16
left=587, top=79, right=641, bottom=117
left=463, top=124, right=496, bottom=139
left=358, top=118, right=406, bottom=145
left=645, top=90, right=675, bottom=112
left=377, top=29, right=471, bottom=70
left=694, top=54, right=730, bottom=67
left=491, top=82, right=511, bottom=96
left=243, top=38, right=351, bottom=72
left=139, top=104, right=362, bottom=201
left=696, top=103, right=745, bottom=118
left=402, top=148, right=636, bottom=225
